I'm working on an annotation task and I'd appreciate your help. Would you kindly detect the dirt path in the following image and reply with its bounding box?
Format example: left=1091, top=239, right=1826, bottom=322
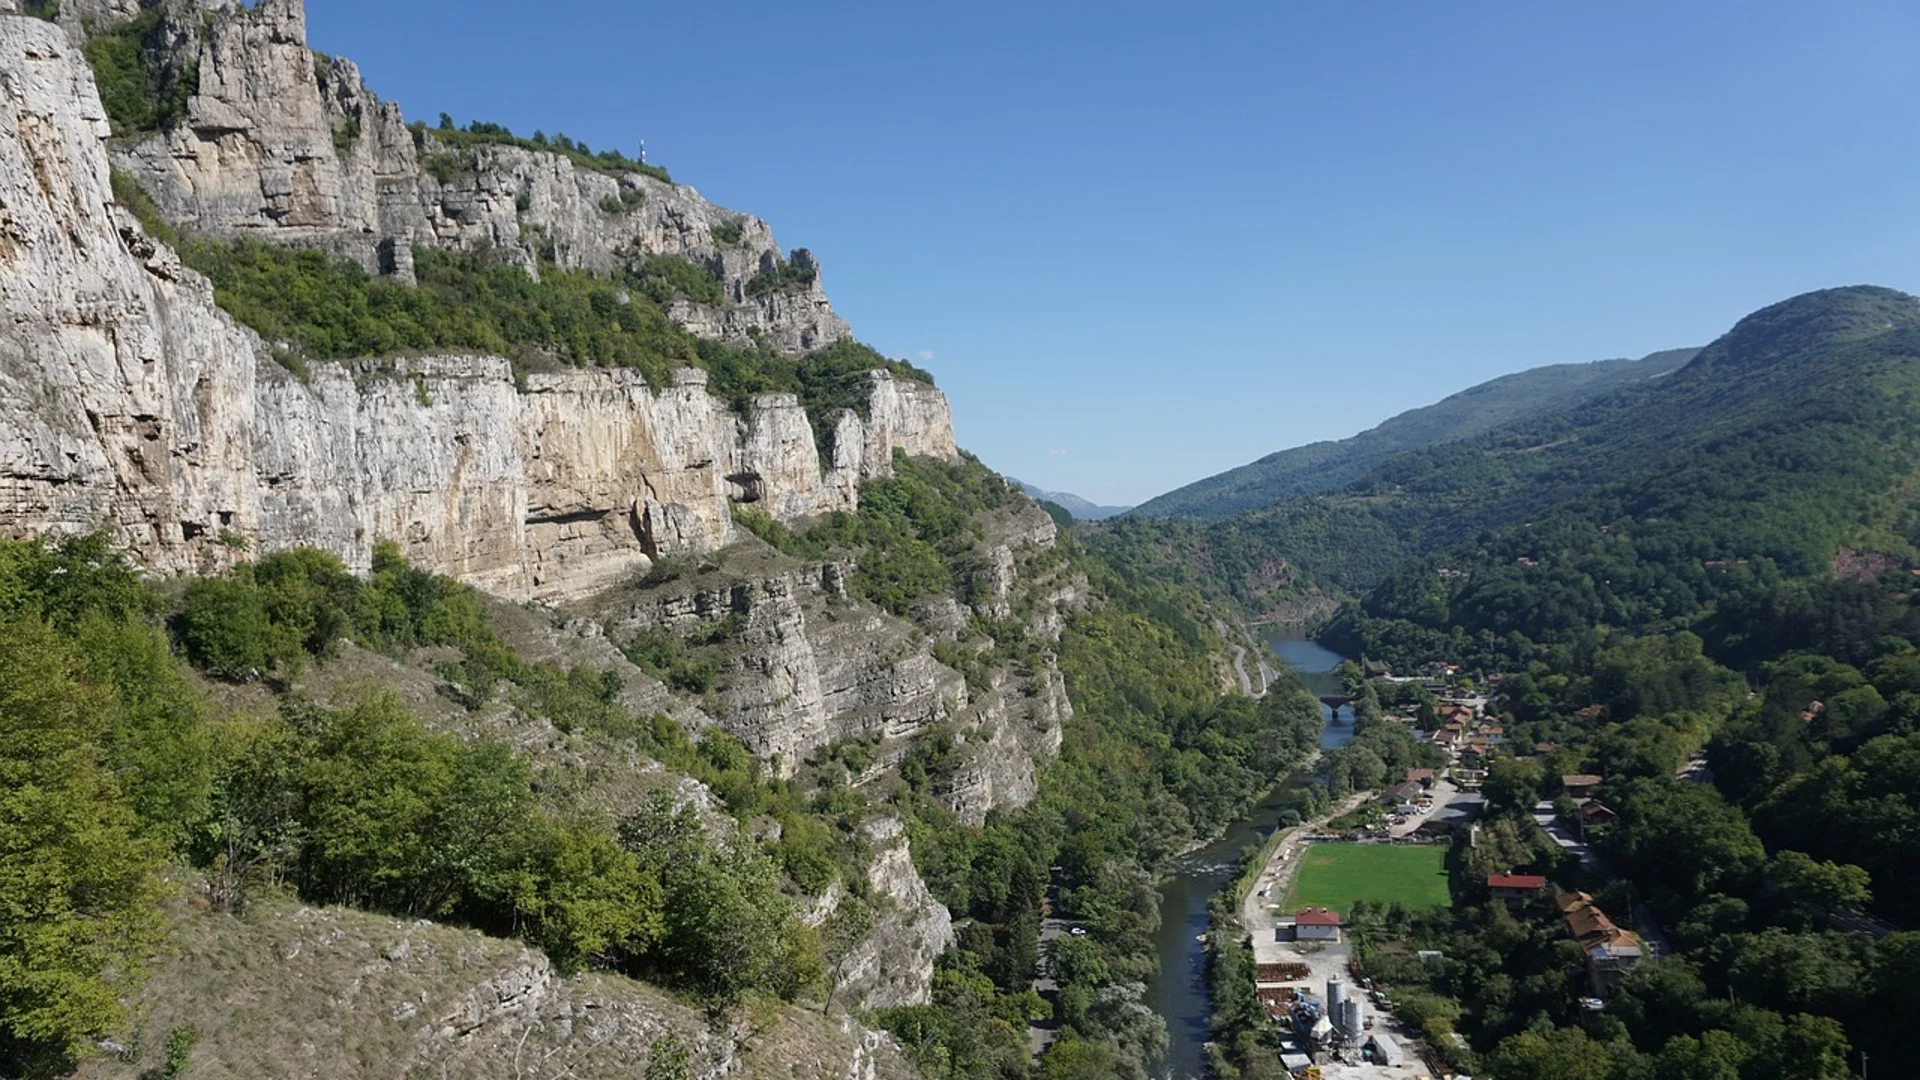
left=1238, top=791, right=1373, bottom=956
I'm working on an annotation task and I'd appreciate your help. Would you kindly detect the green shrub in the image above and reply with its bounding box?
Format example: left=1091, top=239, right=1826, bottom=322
left=745, top=254, right=817, bottom=297
left=83, top=9, right=197, bottom=135
left=331, top=117, right=360, bottom=155
left=420, top=150, right=474, bottom=185
left=599, top=187, right=645, bottom=214
left=176, top=577, right=272, bottom=680
left=709, top=219, right=745, bottom=247
left=625, top=254, right=725, bottom=308
left=160, top=1025, right=199, bottom=1080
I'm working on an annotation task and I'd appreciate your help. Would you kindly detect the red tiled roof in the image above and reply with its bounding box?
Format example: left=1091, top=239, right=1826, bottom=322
left=1295, top=907, right=1341, bottom=926
left=1562, top=774, right=1603, bottom=787
left=1487, top=874, right=1547, bottom=890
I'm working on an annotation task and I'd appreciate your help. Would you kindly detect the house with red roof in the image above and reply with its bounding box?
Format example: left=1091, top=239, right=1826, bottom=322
left=1487, top=873, right=1548, bottom=901
left=1292, top=907, right=1342, bottom=942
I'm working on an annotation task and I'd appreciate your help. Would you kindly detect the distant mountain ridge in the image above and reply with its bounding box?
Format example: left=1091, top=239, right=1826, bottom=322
left=1325, top=283, right=1920, bottom=662
left=1131, top=347, right=1698, bottom=520
left=1092, top=287, right=1920, bottom=628
left=1015, top=481, right=1131, bottom=520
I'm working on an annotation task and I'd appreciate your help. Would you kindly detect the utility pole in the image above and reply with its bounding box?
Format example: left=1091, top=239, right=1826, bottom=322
left=1860, top=1050, right=1867, bottom=1080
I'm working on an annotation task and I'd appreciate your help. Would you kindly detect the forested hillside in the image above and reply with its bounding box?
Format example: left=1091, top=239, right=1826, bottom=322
left=1208, top=286, right=1920, bottom=1080
left=0, top=452, right=1323, bottom=1080
left=1326, top=285, right=1920, bottom=666
left=1132, top=348, right=1695, bottom=520
left=1100, top=289, right=1919, bottom=627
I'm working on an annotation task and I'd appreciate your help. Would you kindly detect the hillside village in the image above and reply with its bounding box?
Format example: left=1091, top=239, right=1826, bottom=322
left=1212, top=648, right=1902, bottom=1080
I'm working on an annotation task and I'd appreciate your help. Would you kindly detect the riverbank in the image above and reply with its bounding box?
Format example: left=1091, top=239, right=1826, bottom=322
left=1144, top=632, right=1353, bottom=1080
left=1235, top=791, right=1374, bottom=941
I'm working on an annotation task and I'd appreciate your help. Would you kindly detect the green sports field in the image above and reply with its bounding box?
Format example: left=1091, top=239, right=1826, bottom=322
left=1280, top=843, right=1452, bottom=912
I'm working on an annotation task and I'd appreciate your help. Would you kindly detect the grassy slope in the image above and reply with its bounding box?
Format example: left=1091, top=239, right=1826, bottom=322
left=1132, top=348, right=1697, bottom=521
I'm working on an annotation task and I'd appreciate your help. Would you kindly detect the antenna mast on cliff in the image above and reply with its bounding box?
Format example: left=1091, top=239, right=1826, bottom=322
left=639, top=140, right=647, bottom=165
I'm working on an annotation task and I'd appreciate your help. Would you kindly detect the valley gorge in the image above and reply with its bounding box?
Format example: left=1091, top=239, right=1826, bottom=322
left=16, top=3, right=1915, bottom=1080
left=0, top=4, right=1326, bottom=1079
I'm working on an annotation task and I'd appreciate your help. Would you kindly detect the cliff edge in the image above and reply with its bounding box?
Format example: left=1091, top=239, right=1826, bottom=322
left=0, top=6, right=955, bottom=601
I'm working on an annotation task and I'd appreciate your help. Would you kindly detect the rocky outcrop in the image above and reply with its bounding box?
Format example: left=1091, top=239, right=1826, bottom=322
left=809, top=817, right=956, bottom=1010
left=596, top=559, right=970, bottom=769
left=0, top=11, right=954, bottom=601
left=109, top=0, right=849, bottom=352
left=77, top=901, right=924, bottom=1080
left=935, top=663, right=1071, bottom=823
left=593, top=497, right=1083, bottom=821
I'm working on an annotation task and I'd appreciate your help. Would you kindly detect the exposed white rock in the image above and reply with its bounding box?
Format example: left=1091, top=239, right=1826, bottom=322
left=0, top=10, right=956, bottom=601
left=819, top=817, right=957, bottom=1010
left=111, top=0, right=850, bottom=352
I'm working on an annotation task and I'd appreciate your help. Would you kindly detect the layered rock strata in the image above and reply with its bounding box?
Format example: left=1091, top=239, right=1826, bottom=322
left=0, top=12, right=954, bottom=600
left=594, top=499, right=1082, bottom=822
left=109, top=0, right=850, bottom=352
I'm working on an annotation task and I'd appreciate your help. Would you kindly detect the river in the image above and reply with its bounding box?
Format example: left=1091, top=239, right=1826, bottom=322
left=1144, top=632, right=1351, bottom=1080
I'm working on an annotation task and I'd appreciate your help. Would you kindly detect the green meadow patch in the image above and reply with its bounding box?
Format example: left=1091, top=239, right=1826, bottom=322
left=1281, top=843, right=1451, bottom=913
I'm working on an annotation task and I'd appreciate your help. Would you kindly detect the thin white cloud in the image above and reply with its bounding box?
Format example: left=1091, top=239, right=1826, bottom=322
left=1047, top=447, right=1069, bottom=457
left=917, top=349, right=935, bottom=363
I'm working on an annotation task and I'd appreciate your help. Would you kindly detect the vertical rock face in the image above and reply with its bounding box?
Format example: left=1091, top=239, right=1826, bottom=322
left=110, top=0, right=850, bottom=352
left=826, top=817, right=958, bottom=1010
left=593, top=497, right=1084, bottom=824
left=0, top=12, right=955, bottom=600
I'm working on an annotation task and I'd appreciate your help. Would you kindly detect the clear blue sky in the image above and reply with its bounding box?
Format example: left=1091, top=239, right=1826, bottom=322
left=307, top=0, right=1920, bottom=507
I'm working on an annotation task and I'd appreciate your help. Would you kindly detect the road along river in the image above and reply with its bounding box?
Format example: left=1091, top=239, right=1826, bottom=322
left=1144, top=634, right=1350, bottom=1079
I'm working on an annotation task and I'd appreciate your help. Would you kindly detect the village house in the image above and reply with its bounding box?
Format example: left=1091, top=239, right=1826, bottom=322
left=1578, top=801, right=1619, bottom=828
left=1555, top=892, right=1644, bottom=994
left=1380, top=780, right=1424, bottom=808
left=1487, top=873, right=1548, bottom=901
left=1404, top=767, right=1437, bottom=787
left=1293, top=907, right=1342, bottom=942
left=1562, top=774, right=1604, bottom=800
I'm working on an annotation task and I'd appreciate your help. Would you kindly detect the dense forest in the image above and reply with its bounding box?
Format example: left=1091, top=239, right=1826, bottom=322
left=1105, top=288, right=1920, bottom=621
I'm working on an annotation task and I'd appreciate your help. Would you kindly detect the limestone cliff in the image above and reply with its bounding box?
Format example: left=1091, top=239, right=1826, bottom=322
left=0, top=0, right=1080, bottom=1043
left=109, top=0, right=850, bottom=353
left=588, top=496, right=1081, bottom=822
left=0, top=10, right=954, bottom=601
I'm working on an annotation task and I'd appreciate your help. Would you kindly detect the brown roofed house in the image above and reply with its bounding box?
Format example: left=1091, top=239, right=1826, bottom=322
left=1562, top=774, right=1603, bottom=799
